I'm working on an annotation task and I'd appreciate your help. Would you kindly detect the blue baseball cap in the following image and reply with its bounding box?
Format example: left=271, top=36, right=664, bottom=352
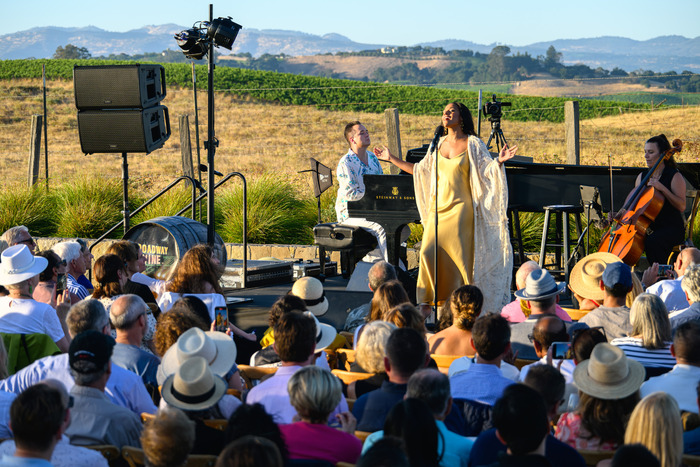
left=602, top=262, right=632, bottom=289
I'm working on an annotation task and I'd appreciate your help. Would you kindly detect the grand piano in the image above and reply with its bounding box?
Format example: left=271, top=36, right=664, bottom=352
left=348, top=146, right=700, bottom=268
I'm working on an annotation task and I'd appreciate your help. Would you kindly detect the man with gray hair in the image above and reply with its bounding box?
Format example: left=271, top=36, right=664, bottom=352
left=670, top=265, right=700, bottom=329
left=501, top=260, right=572, bottom=323
left=110, top=295, right=160, bottom=386
left=51, top=241, right=89, bottom=302
left=344, top=261, right=397, bottom=332
left=0, top=226, right=36, bottom=254
left=0, top=299, right=157, bottom=415
left=645, top=247, right=700, bottom=311
left=65, top=330, right=142, bottom=448
left=362, top=369, right=473, bottom=467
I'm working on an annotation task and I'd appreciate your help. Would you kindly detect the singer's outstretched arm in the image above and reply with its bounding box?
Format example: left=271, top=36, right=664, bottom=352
left=374, top=146, right=415, bottom=174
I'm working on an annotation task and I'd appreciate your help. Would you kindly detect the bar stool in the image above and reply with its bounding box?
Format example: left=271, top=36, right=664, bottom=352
left=538, top=205, right=584, bottom=284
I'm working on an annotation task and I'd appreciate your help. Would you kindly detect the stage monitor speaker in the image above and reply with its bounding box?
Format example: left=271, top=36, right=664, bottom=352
left=74, top=65, right=166, bottom=110
left=77, top=106, right=171, bottom=154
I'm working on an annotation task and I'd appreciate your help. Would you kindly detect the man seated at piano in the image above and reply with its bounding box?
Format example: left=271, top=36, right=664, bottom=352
left=335, top=121, right=393, bottom=264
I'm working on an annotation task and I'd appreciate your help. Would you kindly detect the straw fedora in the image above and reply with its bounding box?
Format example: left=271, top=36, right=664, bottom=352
left=569, top=252, right=621, bottom=301
left=573, top=343, right=645, bottom=400
left=303, top=311, right=336, bottom=351
left=0, top=245, right=48, bottom=286
left=514, top=269, right=565, bottom=301
left=161, top=356, right=227, bottom=411
left=292, top=277, right=328, bottom=316
left=161, top=327, right=237, bottom=377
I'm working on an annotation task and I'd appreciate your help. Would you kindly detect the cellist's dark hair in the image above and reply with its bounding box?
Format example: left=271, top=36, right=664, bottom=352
left=647, top=134, right=676, bottom=169
left=449, top=102, right=477, bottom=137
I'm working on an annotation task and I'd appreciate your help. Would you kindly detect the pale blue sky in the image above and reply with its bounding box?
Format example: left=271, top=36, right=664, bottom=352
left=2, top=0, right=698, bottom=45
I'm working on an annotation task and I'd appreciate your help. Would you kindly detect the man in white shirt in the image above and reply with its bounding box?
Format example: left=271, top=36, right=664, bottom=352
left=641, top=321, right=700, bottom=413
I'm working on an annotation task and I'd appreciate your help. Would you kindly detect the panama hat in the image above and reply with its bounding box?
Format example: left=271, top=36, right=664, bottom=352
left=292, top=277, right=328, bottom=316
left=0, top=244, right=48, bottom=286
left=161, top=356, right=227, bottom=411
left=569, top=252, right=621, bottom=301
left=161, top=327, right=237, bottom=377
left=303, top=311, right=336, bottom=351
left=514, top=269, right=565, bottom=301
left=573, top=343, right=645, bottom=400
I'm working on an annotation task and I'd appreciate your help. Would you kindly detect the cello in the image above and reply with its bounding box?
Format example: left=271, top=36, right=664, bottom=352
left=598, top=139, right=683, bottom=265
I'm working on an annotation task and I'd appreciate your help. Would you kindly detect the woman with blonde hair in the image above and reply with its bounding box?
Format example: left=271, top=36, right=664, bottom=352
left=354, top=280, right=410, bottom=348
left=624, top=392, right=683, bottom=467
left=611, top=293, right=676, bottom=369
left=428, top=285, right=482, bottom=355
left=383, top=304, right=426, bottom=336
left=280, top=366, right=361, bottom=464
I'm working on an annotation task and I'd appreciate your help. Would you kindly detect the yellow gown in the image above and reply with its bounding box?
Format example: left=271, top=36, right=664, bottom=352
left=417, top=151, right=475, bottom=305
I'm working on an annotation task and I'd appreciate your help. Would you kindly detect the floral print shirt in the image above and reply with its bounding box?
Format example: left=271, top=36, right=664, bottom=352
left=334, top=149, right=383, bottom=222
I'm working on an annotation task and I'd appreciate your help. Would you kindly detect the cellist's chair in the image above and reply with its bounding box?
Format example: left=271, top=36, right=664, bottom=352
left=538, top=205, right=583, bottom=285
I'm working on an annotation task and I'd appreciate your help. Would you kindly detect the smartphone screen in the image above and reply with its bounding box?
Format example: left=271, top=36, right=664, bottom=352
left=214, top=306, right=228, bottom=333
left=56, top=273, right=67, bottom=296
left=658, top=264, right=673, bottom=276
left=551, top=342, right=571, bottom=360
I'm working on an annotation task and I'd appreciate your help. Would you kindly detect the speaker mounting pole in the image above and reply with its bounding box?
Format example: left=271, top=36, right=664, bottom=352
left=121, top=152, right=131, bottom=235
left=204, top=3, right=217, bottom=246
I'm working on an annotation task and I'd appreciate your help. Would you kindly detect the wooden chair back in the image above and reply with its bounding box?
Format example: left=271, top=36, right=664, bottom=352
left=202, top=419, right=228, bottom=431
left=331, top=369, right=373, bottom=385
left=84, top=444, right=120, bottom=464
left=561, top=307, right=589, bottom=321
left=577, top=449, right=614, bottom=466
left=430, top=354, right=464, bottom=374
left=683, top=454, right=700, bottom=467
left=122, top=446, right=217, bottom=467
left=226, top=388, right=242, bottom=400
left=140, top=412, right=155, bottom=424
left=354, top=431, right=372, bottom=444
left=513, top=358, right=537, bottom=370
left=335, top=348, right=356, bottom=370
left=238, top=364, right=278, bottom=389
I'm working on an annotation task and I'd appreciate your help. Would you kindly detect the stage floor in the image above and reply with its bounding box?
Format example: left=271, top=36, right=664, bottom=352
left=223, top=274, right=372, bottom=335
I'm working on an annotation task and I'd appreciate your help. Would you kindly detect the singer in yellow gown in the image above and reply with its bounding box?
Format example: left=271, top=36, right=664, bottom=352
left=374, top=102, right=517, bottom=314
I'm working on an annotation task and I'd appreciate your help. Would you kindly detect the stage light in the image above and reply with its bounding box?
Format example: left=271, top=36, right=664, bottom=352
left=174, top=28, right=208, bottom=60
left=207, top=17, right=242, bottom=50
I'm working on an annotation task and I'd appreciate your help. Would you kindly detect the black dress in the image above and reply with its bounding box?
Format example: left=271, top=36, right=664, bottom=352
left=645, top=165, right=685, bottom=265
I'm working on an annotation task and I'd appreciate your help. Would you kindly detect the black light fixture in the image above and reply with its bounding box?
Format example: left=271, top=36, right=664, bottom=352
left=174, top=16, right=242, bottom=60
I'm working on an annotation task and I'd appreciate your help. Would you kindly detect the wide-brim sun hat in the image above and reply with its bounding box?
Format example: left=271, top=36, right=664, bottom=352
left=569, top=252, right=621, bottom=301
left=292, top=277, right=329, bottom=316
left=161, top=327, right=237, bottom=377
left=514, top=268, right=566, bottom=301
left=303, top=311, right=336, bottom=351
left=0, top=244, right=48, bottom=286
left=573, top=343, right=645, bottom=400
left=161, top=356, right=227, bottom=411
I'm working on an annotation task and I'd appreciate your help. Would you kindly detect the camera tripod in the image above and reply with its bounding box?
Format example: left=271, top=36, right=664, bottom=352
left=485, top=117, right=509, bottom=153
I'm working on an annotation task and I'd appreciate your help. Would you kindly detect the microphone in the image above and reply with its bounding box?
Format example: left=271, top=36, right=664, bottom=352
left=427, top=125, right=444, bottom=155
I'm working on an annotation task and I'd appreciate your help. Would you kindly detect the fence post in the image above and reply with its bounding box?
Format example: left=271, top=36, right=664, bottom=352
left=179, top=115, right=194, bottom=186
left=565, top=101, right=580, bottom=165
left=28, top=114, right=42, bottom=187
left=384, top=108, right=402, bottom=175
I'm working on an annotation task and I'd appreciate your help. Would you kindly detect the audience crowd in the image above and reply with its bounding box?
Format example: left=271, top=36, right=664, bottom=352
left=0, top=225, right=698, bottom=466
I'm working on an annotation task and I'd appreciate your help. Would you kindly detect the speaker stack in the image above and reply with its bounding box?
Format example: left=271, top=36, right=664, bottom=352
left=74, top=65, right=170, bottom=154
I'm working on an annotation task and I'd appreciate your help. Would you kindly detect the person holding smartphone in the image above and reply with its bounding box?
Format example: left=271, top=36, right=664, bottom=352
left=33, top=250, right=67, bottom=308
left=518, top=316, right=575, bottom=385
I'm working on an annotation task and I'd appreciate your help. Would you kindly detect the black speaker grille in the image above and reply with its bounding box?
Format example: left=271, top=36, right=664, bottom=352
left=74, top=65, right=165, bottom=110
left=78, top=106, right=170, bottom=154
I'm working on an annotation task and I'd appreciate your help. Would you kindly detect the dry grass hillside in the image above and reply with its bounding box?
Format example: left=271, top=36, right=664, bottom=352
left=0, top=78, right=698, bottom=197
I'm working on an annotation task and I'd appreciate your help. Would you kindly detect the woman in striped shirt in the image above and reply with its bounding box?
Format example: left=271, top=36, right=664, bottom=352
left=611, top=293, right=676, bottom=369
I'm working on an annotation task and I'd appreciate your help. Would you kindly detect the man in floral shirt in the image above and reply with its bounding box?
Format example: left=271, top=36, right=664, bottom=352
left=335, top=121, right=386, bottom=262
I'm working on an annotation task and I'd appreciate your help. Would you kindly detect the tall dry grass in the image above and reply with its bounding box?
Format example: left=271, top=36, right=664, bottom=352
left=1, top=78, right=698, bottom=197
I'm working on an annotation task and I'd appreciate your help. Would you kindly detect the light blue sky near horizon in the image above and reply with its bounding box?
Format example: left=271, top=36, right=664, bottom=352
left=2, top=0, right=699, bottom=46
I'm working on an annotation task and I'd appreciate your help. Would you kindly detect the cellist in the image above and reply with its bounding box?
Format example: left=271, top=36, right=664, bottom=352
left=614, top=135, right=686, bottom=265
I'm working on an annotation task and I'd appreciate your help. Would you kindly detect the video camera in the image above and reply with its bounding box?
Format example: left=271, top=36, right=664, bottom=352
left=482, top=94, right=511, bottom=120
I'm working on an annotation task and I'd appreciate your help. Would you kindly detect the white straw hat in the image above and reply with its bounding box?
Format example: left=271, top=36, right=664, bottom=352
left=292, top=277, right=329, bottom=316
left=573, top=343, right=645, bottom=400
left=161, top=327, right=237, bottom=377
left=303, top=311, right=336, bottom=351
left=0, top=245, right=48, bottom=286
left=514, top=269, right=565, bottom=301
left=161, top=356, right=227, bottom=411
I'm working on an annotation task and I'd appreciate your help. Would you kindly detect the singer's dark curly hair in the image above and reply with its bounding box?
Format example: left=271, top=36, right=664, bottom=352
left=449, top=102, right=477, bottom=137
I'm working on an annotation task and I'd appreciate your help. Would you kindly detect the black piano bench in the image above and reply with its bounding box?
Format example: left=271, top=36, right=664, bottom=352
left=313, top=223, right=378, bottom=279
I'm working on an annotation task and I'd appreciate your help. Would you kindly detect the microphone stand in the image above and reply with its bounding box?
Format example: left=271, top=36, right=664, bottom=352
left=433, top=138, right=439, bottom=320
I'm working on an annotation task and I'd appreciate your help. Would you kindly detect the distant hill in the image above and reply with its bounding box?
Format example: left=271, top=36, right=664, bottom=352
left=0, top=25, right=697, bottom=73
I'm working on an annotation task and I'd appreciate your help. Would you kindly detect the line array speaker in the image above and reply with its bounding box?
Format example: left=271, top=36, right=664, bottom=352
left=77, top=106, right=170, bottom=154
left=74, top=65, right=166, bottom=110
